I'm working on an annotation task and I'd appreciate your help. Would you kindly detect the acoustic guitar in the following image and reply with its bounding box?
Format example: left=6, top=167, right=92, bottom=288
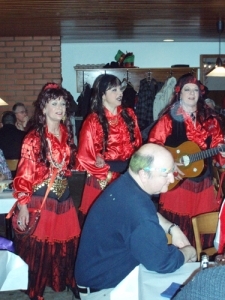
left=166, top=141, right=225, bottom=190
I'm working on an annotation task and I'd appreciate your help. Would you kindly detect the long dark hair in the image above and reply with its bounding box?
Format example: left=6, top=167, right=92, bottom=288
left=91, top=74, right=136, bottom=153
left=30, top=82, right=76, bottom=169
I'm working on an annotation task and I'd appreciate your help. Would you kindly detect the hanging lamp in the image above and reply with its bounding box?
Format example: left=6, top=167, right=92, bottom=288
left=206, top=19, right=225, bottom=77
left=0, top=98, right=8, bottom=106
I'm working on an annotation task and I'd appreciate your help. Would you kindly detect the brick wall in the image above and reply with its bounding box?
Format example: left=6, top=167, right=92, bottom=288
left=0, top=36, right=61, bottom=117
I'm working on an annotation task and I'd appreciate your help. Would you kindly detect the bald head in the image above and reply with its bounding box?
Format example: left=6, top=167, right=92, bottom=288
left=129, top=143, right=175, bottom=194
left=129, top=143, right=173, bottom=174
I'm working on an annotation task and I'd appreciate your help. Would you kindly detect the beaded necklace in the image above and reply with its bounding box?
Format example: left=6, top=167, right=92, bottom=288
left=46, top=138, right=66, bottom=171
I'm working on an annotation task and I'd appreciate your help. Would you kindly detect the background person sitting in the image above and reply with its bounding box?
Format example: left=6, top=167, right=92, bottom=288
left=0, top=111, right=26, bottom=160
left=0, top=111, right=26, bottom=178
left=12, top=102, right=30, bottom=131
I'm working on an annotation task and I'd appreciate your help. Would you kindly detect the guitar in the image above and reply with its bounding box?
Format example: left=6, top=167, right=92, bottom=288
left=166, top=141, right=225, bottom=190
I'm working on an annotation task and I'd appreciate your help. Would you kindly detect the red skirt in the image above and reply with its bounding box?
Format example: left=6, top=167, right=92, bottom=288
left=79, top=175, right=103, bottom=215
left=15, top=195, right=80, bottom=299
left=159, top=177, right=220, bottom=247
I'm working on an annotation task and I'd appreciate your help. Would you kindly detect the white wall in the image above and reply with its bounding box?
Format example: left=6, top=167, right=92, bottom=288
left=61, top=42, right=221, bottom=101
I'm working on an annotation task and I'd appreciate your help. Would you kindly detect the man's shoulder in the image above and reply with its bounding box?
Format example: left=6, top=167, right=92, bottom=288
left=0, top=124, right=25, bottom=135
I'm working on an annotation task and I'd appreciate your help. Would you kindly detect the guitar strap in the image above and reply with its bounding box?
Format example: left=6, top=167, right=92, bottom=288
left=165, top=114, right=187, bottom=147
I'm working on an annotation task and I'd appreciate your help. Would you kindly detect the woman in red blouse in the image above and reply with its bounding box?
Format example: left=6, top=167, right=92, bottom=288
left=148, top=73, right=225, bottom=247
left=13, top=83, right=80, bottom=300
left=76, top=74, right=142, bottom=225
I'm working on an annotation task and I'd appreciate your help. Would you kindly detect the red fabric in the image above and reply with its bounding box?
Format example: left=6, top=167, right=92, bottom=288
left=29, top=196, right=80, bottom=242
left=15, top=196, right=80, bottom=299
left=149, top=107, right=225, bottom=155
left=149, top=109, right=225, bottom=246
left=160, top=179, right=219, bottom=216
left=76, top=106, right=142, bottom=215
left=79, top=176, right=103, bottom=214
left=219, top=203, right=225, bottom=253
left=76, top=106, right=142, bottom=180
left=12, top=125, right=80, bottom=299
left=13, top=125, right=72, bottom=205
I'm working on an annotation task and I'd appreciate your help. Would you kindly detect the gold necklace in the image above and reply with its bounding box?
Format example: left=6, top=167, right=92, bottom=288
left=46, top=138, right=66, bottom=171
left=108, top=116, right=118, bottom=125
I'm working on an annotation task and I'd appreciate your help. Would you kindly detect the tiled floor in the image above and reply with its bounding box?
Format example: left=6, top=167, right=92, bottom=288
left=0, top=287, right=77, bottom=300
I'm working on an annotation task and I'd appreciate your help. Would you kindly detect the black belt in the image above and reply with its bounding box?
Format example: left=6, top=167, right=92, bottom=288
left=77, top=286, right=100, bottom=294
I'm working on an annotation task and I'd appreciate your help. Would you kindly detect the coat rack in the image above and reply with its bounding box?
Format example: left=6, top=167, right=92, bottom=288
left=75, top=67, right=198, bottom=93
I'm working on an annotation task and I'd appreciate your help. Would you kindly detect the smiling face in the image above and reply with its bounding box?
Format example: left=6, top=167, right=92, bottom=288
left=43, top=97, right=66, bottom=124
left=102, top=85, right=123, bottom=113
left=180, top=83, right=199, bottom=111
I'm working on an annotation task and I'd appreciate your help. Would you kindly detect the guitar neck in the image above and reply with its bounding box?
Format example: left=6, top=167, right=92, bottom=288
left=188, top=145, right=225, bottom=163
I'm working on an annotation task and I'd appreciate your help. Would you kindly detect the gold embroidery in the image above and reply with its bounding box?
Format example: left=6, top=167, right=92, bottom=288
left=33, top=177, right=68, bottom=199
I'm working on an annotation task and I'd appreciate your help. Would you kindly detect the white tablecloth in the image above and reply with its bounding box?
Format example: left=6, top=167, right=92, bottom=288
left=139, top=263, right=200, bottom=300
left=111, top=263, right=200, bottom=300
left=0, top=191, right=15, bottom=214
left=0, top=250, right=28, bottom=291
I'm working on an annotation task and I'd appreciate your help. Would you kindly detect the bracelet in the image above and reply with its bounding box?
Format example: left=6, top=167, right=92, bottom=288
left=168, top=223, right=178, bottom=235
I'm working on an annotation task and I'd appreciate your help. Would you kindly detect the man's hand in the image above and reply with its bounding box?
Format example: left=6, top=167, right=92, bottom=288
left=171, top=225, right=191, bottom=248
left=179, top=245, right=197, bottom=263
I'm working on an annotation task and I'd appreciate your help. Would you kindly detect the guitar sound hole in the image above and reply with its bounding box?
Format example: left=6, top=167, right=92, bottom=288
left=180, top=155, right=190, bottom=166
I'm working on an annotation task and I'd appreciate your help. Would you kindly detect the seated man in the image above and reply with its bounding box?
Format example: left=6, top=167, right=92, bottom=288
left=0, top=111, right=26, bottom=159
left=0, top=111, right=26, bottom=178
left=12, top=102, right=30, bottom=131
left=75, top=143, right=197, bottom=300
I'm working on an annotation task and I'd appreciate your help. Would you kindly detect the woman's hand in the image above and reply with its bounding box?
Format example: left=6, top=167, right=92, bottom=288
left=95, top=155, right=105, bottom=168
left=17, top=204, right=29, bottom=231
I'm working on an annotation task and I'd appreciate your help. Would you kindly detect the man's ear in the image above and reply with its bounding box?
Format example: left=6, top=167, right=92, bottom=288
left=139, top=169, right=149, bottom=183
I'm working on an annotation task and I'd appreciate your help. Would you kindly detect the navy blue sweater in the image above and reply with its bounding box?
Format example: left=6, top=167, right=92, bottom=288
left=75, top=171, right=184, bottom=289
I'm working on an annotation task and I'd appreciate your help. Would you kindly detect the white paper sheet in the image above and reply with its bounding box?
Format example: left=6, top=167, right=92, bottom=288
left=109, top=263, right=200, bottom=300
left=0, top=250, right=28, bottom=291
left=110, top=266, right=139, bottom=300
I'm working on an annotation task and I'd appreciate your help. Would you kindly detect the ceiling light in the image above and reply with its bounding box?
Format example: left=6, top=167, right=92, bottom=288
left=207, top=20, right=225, bottom=77
left=163, top=39, right=174, bottom=42
left=0, top=98, right=8, bottom=106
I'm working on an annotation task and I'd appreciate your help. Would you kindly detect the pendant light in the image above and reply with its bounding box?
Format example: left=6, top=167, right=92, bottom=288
left=206, top=19, right=225, bottom=77
left=0, top=98, right=8, bottom=106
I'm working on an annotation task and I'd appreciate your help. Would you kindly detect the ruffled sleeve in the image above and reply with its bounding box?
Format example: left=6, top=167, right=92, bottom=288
left=76, top=113, right=110, bottom=180
left=76, top=108, right=142, bottom=180
left=13, top=131, right=46, bottom=204
left=148, top=114, right=173, bottom=144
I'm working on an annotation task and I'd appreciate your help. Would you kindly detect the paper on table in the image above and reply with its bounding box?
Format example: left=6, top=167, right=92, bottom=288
left=110, top=265, right=139, bottom=300
left=0, top=250, right=28, bottom=291
left=139, top=263, right=200, bottom=300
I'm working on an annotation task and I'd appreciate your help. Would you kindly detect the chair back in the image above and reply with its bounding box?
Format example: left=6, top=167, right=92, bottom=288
left=6, top=159, right=19, bottom=171
left=192, top=211, right=219, bottom=261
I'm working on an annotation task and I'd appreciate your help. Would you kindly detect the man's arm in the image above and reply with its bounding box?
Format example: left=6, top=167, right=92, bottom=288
left=157, top=213, right=197, bottom=262
left=157, top=212, right=190, bottom=247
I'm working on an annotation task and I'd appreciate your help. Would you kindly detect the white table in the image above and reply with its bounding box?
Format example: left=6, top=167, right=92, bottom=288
left=111, top=263, right=200, bottom=300
left=0, top=250, right=28, bottom=291
left=139, top=263, right=200, bottom=300
left=0, top=192, right=15, bottom=214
